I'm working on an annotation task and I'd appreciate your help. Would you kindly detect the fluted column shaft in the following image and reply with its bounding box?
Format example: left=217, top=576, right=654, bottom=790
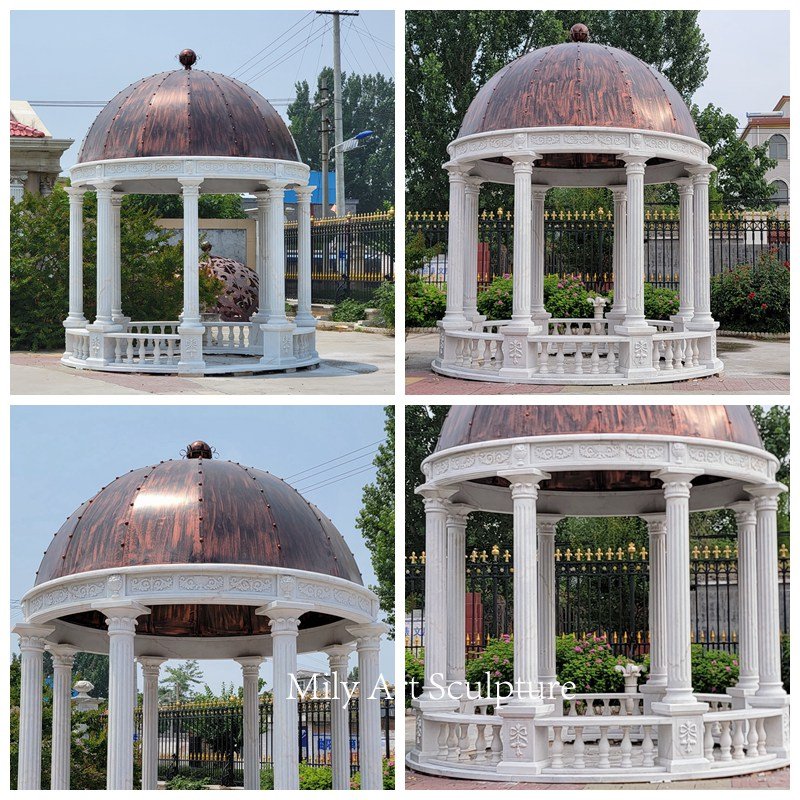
left=462, top=178, right=482, bottom=322
left=295, top=186, right=316, bottom=327
left=510, top=157, right=535, bottom=326
left=442, top=168, right=467, bottom=327
left=537, top=517, right=560, bottom=685
left=265, top=606, right=304, bottom=789
left=94, top=183, right=115, bottom=326
left=252, top=191, right=271, bottom=322
left=138, top=657, right=166, bottom=790
left=47, top=644, right=78, bottom=790
left=236, top=657, right=264, bottom=790
left=688, top=165, right=715, bottom=327
left=503, top=471, right=547, bottom=703
left=265, top=182, right=290, bottom=327
left=674, top=180, right=694, bottom=321
left=64, top=187, right=87, bottom=327
left=347, top=623, right=388, bottom=790
left=655, top=472, right=698, bottom=706
left=325, top=646, right=353, bottom=790
left=530, top=186, right=548, bottom=320
left=111, top=192, right=124, bottom=323
left=622, top=157, right=647, bottom=329
left=609, top=186, right=627, bottom=324
left=14, top=624, right=54, bottom=790
left=446, top=506, right=470, bottom=687
left=102, top=606, right=147, bottom=790
left=642, top=516, right=667, bottom=686
left=730, top=503, right=759, bottom=691
left=746, top=487, right=786, bottom=697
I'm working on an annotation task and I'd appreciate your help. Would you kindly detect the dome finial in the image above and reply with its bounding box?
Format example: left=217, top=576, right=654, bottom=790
left=178, top=49, right=197, bottom=70
left=569, top=23, right=589, bottom=42
left=184, top=441, right=214, bottom=459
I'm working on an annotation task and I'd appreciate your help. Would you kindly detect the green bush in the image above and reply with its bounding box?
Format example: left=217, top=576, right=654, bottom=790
left=405, top=648, right=425, bottom=706
left=372, top=280, right=395, bottom=328
left=690, top=646, right=739, bottom=694
left=405, top=271, right=446, bottom=327
left=260, top=766, right=274, bottom=789
left=166, top=774, right=210, bottom=790
left=349, top=758, right=395, bottom=790
left=605, top=284, right=680, bottom=320
left=331, top=297, right=368, bottom=322
left=710, top=251, right=790, bottom=332
left=299, top=763, right=333, bottom=790
left=557, top=633, right=635, bottom=694
left=476, top=275, right=513, bottom=320
left=781, top=634, right=790, bottom=693
left=464, top=635, right=514, bottom=696
left=476, top=274, right=600, bottom=321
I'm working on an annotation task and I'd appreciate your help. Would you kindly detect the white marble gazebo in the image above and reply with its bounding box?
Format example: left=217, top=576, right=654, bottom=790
left=409, top=406, right=788, bottom=782
left=62, top=49, right=318, bottom=375
left=15, top=440, right=387, bottom=790
left=434, top=24, right=722, bottom=385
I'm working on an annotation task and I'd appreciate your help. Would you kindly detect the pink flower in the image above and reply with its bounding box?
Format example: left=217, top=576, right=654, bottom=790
left=575, top=646, right=583, bottom=653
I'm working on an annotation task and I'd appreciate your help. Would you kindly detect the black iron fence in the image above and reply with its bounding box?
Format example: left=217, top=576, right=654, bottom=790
left=405, top=542, right=790, bottom=661
left=406, top=208, right=790, bottom=292
left=132, top=696, right=394, bottom=787
left=285, top=211, right=395, bottom=304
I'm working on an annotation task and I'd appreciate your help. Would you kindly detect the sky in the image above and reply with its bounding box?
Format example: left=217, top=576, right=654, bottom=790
left=9, top=9, right=395, bottom=170
left=10, top=405, right=394, bottom=693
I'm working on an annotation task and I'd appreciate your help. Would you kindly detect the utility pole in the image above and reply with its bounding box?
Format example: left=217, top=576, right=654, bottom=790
left=317, top=10, right=359, bottom=217
left=314, top=79, right=332, bottom=218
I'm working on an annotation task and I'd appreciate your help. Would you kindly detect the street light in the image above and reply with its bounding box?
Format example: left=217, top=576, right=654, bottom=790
left=329, top=130, right=375, bottom=158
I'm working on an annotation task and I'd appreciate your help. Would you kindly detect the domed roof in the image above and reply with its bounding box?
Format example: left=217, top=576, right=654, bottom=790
left=436, top=406, right=763, bottom=453
left=458, top=31, right=698, bottom=145
left=36, top=444, right=362, bottom=588
left=77, top=51, right=300, bottom=163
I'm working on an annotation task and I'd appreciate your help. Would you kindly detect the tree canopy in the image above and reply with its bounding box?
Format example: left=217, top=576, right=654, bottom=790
left=288, top=67, right=395, bottom=212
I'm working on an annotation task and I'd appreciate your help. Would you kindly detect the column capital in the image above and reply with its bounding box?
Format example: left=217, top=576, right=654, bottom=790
left=675, top=177, right=695, bottom=195
left=91, top=180, right=117, bottom=196
left=46, top=643, right=78, bottom=667
left=609, top=184, right=628, bottom=200
left=620, top=154, right=648, bottom=171
left=465, top=175, right=484, bottom=192
left=137, top=656, right=168, bottom=673
left=257, top=601, right=312, bottom=632
left=499, top=468, right=550, bottom=498
left=265, top=180, right=289, bottom=196
left=686, top=164, right=716, bottom=182
left=178, top=176, right=204, bottom=191
left=445, top=503, right=473, bottom=526
left=13, top=623, right=56, bottom=651
left=536, top=514, right=561, bottom=535
left=418, top=485, right=458, bottom=508
left=728, top=499, right=757, bottom=526
left=294, top=184, right=315, bottom=200
left=323, top=643, right=355, bottom=665
left=235, top=656, right=265, bottom=676
left=531, top=183, right=549, bottom=200
left=505, top=152, right=538, bottom=171
left=110, top=190, right=124, bottom=207
left=640, top=513, right=667, bottom=535
left=64, top=185, right=87, bottom=200
left=253, top=189, right=271, bottom=203
left=347, top=622, right=389, bottom=650
left=652, top=469, right=699, bottom=497
left=744, top=482, right=785, bottom=510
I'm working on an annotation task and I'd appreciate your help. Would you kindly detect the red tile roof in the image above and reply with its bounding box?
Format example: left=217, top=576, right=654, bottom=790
left=10, top=113, right=45, bottom=138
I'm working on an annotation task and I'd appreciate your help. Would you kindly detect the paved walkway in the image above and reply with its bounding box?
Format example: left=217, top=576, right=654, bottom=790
left=405, top=334, right=789, bottom=395
left=11, top=331, right=395, bottom=395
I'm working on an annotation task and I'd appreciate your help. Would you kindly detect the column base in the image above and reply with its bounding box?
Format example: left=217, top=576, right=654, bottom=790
left=639, top=681, right=666, bottom=714
left=85, top=323, right=123, bottom=367
left=260, top=322, right=296, bottom=366
left=177, top=323, right=205, bottom=372
left=669, top=313, right=692, bottom=331
left=498, top=324, right=541, bottom=379
left=439, top=316, right=471, bottom=332
left=63, top=315, right=88, bottom=329
left=294, top=314, right=318, bottom=329
left=496, top=702, right=553, bottom=775
left=727, top=684, right=758, bottom=709
left=651, top=701, right=710, bottom=773
left=686, top=316, right=719, bottom=332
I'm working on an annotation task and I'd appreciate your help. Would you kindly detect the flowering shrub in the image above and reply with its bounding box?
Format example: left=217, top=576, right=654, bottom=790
left=710, top=250, right=789, bottom=333
left=405, top=648, right=425, bottom=706
left=606, top=284, right=679, bottom=320
left=464, top=635, right=514, bottom=695
left=476, top=274, right=600, bottom=320
left=476, top=275, right=513, bottom=320
left=781, top=635, right=790, bottom=693
left=405, top=272, right=446, bottom=327
left=690, top=646, right=739, bottom=693
left=556, top=633, right=637, bottom=694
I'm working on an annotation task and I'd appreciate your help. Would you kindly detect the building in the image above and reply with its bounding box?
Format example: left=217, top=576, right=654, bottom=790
left=9, top=100, right=73, bottom=201
left=740, top=95, right=790, bottom=210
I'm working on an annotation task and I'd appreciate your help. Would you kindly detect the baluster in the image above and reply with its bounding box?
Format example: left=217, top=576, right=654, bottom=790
left=590, top=343, right=600, bottom=374
left=551, top=726, right=564, bottom=768
left=732, top=719, right=745, bottom=759
left=597, top=728, right=610, bottom=768
left=606, top=344, right=617, bottom=374
left=703, top=721, right=715, bottom=761
left=677, top=338, right=687, bottom=368
left=489, top=726, right=502, bottom=764
left=469, top=339, right=478, bottom=368
left=555, top=343, right=565, bottom=373
left=138, top=337, right=147, bottom=363
left=153, top=338, right=161, bottom=364
left=641, top=725, right=655, bottom=767
left=692, top=338, right=700, bottom=367
left=495, top=341, right=504, bottom=371
left=756, top=718, right=767, bottom=756
left=664, top=340, right=674, bottom=370
left=574, top=343, right=584, bottom=374
left=458, top=723, right=471, bottom=761
left=167, top=339, right=175, bottom=364
left=718, top=720, right=732, bottom=761
left=437, top=722, right=449, bottom=759
left=473, top=724, right=487, bottom=763
left=125, top=338, right=134, bottom=364
left=746, top=718, right=759, bottom=758
left=652, top=341, right=661, bottom=369
left=573, top=728, right=585, bottom=768
left=114, top=339, right=123, bottom=364
left=446, top=722, right=459, bottom=760
left=619, top=727, right=632, bottom=768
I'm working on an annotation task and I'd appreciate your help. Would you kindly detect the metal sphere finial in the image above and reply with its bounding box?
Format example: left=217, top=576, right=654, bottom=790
left=569, top=23, right=589, bottom=42
left=178, top=49, right=198, bottom=69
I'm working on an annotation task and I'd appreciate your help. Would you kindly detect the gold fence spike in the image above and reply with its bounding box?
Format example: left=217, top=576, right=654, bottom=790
left=491, top=543, right=500, bottom=557
left=565, top=548, right=573, bottom=561
left=616, top=547, right=624, bottom=560
left=779, top=543, right=789, bottom=558
left=469, top=549, right=478, bottom=563
left=628, top=541, right=636, bottom=554
left=575, top=547, right=583, bottom=561
left=596, top=547, right=603, bottom=560
left=503, top=549, right=511, bottom=563
left=420, top=551, right=426, bottom=564
left=640, top=547, right=648, bottom=561
left=409, top=551, right=417, bottom=564
left=555, top=548, right=562, bottom=561
left=480, top=549, right=489, bottom=562
left=586, top=549, right=593, bottom=562
left=692, top=545, right=700, bottom=559
left=606, top=547, right=613, bottom=560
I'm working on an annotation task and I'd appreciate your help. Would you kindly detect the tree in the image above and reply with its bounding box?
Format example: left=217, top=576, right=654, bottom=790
left=161, top=660, right=204, bottom=703
left=124, top=193, right=246, bottom=219
left=72, top=653, right=110, bottom=700
left=287, top=67, right=395, bottom=212
left=406, top=10, right=710, bottom=210
left=356, top=406, right=396, bottom=635
left=10, top=186, right=222, bottom=351
left=752, top=405, right=790, bottom=530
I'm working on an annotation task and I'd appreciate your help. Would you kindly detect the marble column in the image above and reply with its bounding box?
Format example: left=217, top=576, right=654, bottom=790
left=262, top=604, right=306, bottom=790
left=530, top=185, right=549, bottom=323
left=536, top=515, right=561, bottom=691
left=607, top=186, right=628, bottom=329
left=294, top=185, right=317, bottom=328
left=619, top=156, right=649, bottom=332
left=64, top=187, right=87, bottom=328
left=92, top=181, right=116, bottom=328
left=347, top=623, right=389, bottom=791
left=442, top=166, right=469, bottom=329
left=463, top=177, right=483, bottom=325
left=744, top=485, right=787, bottom=699
left=138, top=656, right=166, bottom=791
left=98, top=604, right=149, bottom=790
left=13, top=623, right=54, bottom=790
left=47, top=644, right=78, bottom=790
left=672, top=179, right=694, bottom=326
left=728, top=502, right=759, bottom=698
left=445, top=505, right=470, bottom=695
left=687, top=165, right=716, bottom=329
left=110, top=191, right=125, bottom=324
left=250, top=190, right=271, bottom=324
left=177, top=177, right=204, bottom=330
left=324, top=645, right=354, bottom=790
left=236, top=657, right=265, bottom=790
left=640, top=515, right=667, bottom=712
left=509, top=156, right=536, bottom=328
left=264, top=182, right=289, bottom=328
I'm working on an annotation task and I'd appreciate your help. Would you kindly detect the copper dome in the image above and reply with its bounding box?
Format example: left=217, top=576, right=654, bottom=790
left=458, top=40, right=698, bottom=143
left=78, top=61, right=300, bottom=163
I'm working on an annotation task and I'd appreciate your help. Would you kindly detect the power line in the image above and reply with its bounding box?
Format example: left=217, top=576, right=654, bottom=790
left=359, top=16, right=394, bottom=50
left=357, top=16, right=394, bottom=74
left=298, top=464, right=377, bottom=494
left=284, top=439, right=383, bottom=480
left=246, top=24, right=331, bottom=86
left=292, top=449, right=379, bottom=488
left=229, top=11, right=314, bottom=78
